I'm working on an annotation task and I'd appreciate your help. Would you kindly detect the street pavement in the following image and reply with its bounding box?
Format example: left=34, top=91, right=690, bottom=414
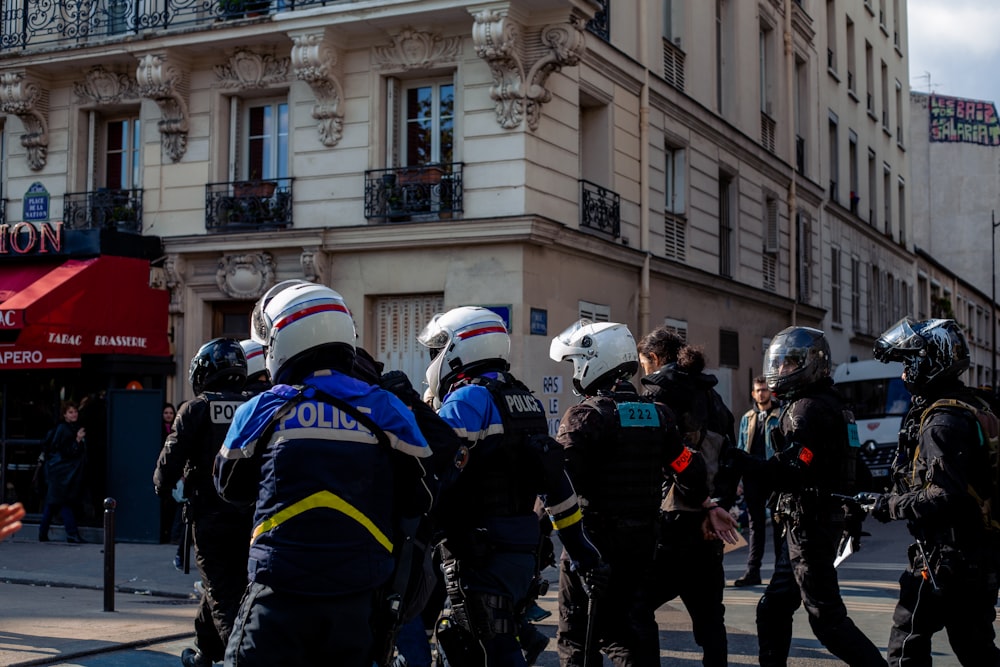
left=0, top=520, right=973, bottom=666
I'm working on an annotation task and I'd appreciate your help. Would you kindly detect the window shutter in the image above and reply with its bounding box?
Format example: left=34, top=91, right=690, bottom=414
left=664, top=214, right=687, bottom=262
left=386, top=76, right=400, bottom=167
left=374, top=294, right=444, bottom=392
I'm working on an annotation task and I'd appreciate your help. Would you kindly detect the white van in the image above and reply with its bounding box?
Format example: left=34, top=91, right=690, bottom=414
left=832, top=359, right=910, bottom=486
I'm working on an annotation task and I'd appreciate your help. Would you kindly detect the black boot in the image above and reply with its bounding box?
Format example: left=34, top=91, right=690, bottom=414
left=734, top=569, right=762, bottom=586
left=181, top=647, right=213, bottom=667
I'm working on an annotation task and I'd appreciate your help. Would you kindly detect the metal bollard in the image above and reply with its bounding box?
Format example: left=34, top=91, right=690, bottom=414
left=103, top=497, right=117, bottom=612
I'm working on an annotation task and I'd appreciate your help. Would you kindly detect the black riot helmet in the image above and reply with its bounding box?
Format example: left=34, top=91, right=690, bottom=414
left=873, top=317, right=969, bottom=393
left=189, top=338, right=247, bottom=395
left=763, top=326, right=831, bottom=398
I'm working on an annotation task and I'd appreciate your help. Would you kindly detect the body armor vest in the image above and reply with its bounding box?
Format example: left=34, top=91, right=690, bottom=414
left=580, top=393, right=665, bottom=526
left=442, top=377, right=546, bottom=526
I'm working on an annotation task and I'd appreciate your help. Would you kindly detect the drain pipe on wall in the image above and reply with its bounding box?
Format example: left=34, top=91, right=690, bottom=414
left=785, top=0, right=798, bottom=325
left=639, top=1, right=651, bottom=336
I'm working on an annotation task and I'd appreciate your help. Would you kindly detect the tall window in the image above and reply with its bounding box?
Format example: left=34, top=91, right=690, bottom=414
left=763, top=196, right=778, bottom=292
left=828, top=113, right=839, bottom=201
left=851, top=256, right=862, bottom=326
left=880, top=61, right=890, bottom=129
left=897, top=177, right=906, bottom=245
left=104, top=117, right=141, bottom=189
left=831, top=247, right=842, bottom=324
left=846, top=17, right=856, bottom=93
left=848, top=130, right=858, bottom=214
left=883, top=162, right=892, bottom=236
left=666, top=146, right=686, bottom=214
left=895, top=79, right=904, bottom=145
left=826, top=0, right=837, bottom=73
left=719, top=172, right=733, bottom=278
left=867, top=148, right=877, bottom=226
left=245, top=100, right=288, bottom=180
left=402, top=81, right=454, bottom=166
left=797, top=212, right=813, bottom=303
left=865, top=41, right=874, bottom=114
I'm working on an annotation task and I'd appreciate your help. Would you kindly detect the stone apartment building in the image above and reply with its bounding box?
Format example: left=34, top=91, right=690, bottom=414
left=0, top=0, right=925, bottom=428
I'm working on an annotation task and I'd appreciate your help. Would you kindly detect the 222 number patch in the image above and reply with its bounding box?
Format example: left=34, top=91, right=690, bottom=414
left=618, top=402, right=660, bottom=428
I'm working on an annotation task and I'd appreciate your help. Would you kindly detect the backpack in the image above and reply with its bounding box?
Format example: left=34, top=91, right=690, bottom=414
left=815, top=390, right=870, bottom=496
left=918, top=394, right=1000, bottom=532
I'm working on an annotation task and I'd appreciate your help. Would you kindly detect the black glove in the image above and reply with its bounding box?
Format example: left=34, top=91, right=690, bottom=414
left=869, top=493, right=892, bottom=523
left=379, top=370, right=421, bottom=405
left=580, top=561, right=611, bottom=600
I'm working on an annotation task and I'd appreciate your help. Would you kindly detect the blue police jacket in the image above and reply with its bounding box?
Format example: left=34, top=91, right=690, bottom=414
left=215, top=369, right=432, bottom=596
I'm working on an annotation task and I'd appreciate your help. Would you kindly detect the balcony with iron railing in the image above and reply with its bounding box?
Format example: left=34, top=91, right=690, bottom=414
left=364, top=163, right=463, bottom=222
left=585, top=0, right=609, bottom=42
left=0, top=0, right=344, bottom=51
left=205, top=178, right=292, bottom=232
left=579, top=180, right=620, bottom=238
left=63, top=188, right=143, bottom=232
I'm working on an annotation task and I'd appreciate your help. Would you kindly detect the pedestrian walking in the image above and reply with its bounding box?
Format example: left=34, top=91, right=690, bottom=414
left=38, top=401, right=87, bottom=544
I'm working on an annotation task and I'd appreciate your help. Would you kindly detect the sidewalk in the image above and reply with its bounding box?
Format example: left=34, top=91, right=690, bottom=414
left=0, top=526, right=199, bottom=667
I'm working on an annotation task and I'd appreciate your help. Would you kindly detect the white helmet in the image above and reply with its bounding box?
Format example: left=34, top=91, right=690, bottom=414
left=418, top=306, right=510, bottom=401
left=261, top=282, right=357, bottom=383
left=549, top=319, right=638, bottom=396
left=239, top=339, right=267, bottom=378
left=250, top=279, right=311, bottom=345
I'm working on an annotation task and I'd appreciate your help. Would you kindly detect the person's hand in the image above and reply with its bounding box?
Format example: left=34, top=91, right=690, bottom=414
left=580, top=561, right=611, bottom=599
left=76, top=428, right=85, bottom=442
left=869, top=493, right=893, bottom=523
left=379, top=370, right=421, bottom=405
left=0, top=502, right=25, bottom=541
left=703, top=506, right=740, bottom=544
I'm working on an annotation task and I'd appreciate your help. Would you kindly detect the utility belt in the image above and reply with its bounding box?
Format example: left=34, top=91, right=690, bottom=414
left=439, top=553, right=515, bottom=640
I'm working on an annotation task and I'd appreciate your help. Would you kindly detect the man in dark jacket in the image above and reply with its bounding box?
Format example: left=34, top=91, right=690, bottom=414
left=751, top=326, right=886, bottom=667
left=153, top=338, right=251, bottom=667
left=870, top=317, right=1000, bottom=666
left=551, top=320, right=736, bottom=667
left=636, top=331, right=738, bottom=667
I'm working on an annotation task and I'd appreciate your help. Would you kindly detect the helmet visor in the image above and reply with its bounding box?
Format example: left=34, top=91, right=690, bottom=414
left=874, top=317, right=923, bottom=362
left=418, top=313, right=450, bottom=350
left=549, top=319, right=594, bottom=363
left=554, top=319, right=594, bottom=346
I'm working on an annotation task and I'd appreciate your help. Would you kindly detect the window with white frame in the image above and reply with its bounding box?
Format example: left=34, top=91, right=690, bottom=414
left=578, top=300, right=611, bottom=323
left=665, top=145, right=686, bottom=214
left=851, top=256, right=862, bottom=327
left=397, top=79, right=454, bottom=167
left=373, top=294, right=445, bottom=394
left=238, top=98, right=289, bottom=181
left=101, top=116, right=141, bottom=189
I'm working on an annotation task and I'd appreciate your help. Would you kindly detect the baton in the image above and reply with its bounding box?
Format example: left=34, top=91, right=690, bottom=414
left=583, top=594, right=597, bottom=667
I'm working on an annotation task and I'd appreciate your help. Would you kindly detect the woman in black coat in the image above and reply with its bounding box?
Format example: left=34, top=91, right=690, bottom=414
left=38, top=401, right=87, bottom=543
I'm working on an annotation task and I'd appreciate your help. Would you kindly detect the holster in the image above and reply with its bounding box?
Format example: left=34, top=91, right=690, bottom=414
left=440, top=556, right=514, bottom=640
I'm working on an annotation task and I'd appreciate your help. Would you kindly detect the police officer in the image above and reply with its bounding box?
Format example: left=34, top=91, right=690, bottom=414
left=751, top=326, right=886, bottom=667
left=153, top=337, right=252, bottom=667
left=418, top=306, right=605, bottom=667
left=870, top=317, right=1000, bottom=666
left=214, top=283, right=433, bottom=667
left=635, top=336, right=738, bottom=667
left=550, top=320, right=730, bottom=667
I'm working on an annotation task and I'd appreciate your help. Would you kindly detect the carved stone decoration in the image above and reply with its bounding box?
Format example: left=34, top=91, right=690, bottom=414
left=290, top=30, right=344, bottom=147
left=217, top=252, right=276, bottom=300
left=471, top=9, right=589, bottom=131
left=214, top=49, right=291, bottom=90
left=74, top=66, right=138, bottom=104
left=374, top=27, right=462, bottom=71
left=163, top=254, right=187, bottom=314
left=300, top=247, right=326, bottom=284
left=135, top=53, right=190, bottom=163
left=0, top=71, right=49, bottom=171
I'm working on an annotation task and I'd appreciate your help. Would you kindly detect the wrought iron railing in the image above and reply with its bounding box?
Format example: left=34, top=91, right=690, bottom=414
left=364, top=163, right=463, bottom=222
left=585, top=0, right=609, bottom=42
left=63, top=188, right=143, bottom=232
left=579, top=179, right=620, bottom=238
left=0, top=0, right=348, bottom=50
left=205, top=178, right=292, bottom=232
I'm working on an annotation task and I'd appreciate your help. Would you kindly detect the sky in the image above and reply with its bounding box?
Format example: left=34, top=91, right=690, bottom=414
left=907, top=0, right=1000, bottom=104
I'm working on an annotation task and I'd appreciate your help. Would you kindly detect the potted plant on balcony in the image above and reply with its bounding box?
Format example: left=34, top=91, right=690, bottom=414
left=234, top=177, right=277, bottom=199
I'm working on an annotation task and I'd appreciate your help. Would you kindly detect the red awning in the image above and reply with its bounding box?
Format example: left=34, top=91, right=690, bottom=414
left=0, top=256, right=170, bottom=369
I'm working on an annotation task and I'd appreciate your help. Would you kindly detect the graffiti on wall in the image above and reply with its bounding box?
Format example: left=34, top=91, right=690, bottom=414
left=929, top=94, right=1000, bottom=146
